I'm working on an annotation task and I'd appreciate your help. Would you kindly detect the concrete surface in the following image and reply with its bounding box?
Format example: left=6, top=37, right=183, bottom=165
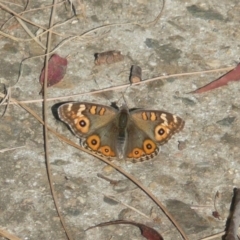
left=1, top=0, right=240, bottom=239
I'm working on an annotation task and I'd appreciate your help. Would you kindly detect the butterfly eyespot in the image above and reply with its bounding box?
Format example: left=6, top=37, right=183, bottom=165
left=158, top=128, right=165, bottom=135
left=154, top=125, right=169, bottom=141
left=102, top=147, right=110, bottom=153
left=79, top=120, right=86, bottom=127
left=86, top=135, right=100, bottom=150
left=127, top=148, right=145, bottom=158
left=146, top=143, right=153, bottom=149
left=143, top=139, right=156, bottom=154
left=91, top=139, right=98, bottom=145
left=76, top=116, right=90, bottom=133
left=98, top=146, right=115, bottom=157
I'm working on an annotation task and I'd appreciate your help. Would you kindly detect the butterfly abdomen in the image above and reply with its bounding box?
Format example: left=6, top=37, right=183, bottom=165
left=116, top=108, right=129, bottom=159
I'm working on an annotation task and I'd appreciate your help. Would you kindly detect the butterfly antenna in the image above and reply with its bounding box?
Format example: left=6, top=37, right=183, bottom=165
left=114, top=90, right=129, bottom=108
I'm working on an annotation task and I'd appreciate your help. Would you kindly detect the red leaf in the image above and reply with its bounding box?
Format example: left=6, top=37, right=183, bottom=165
left=192, top=64, right=240, bottom=93
left=137, top=223, right=163, bottom=240
left=39, top=54, right=68, bottom=87
left=86, top=220, right=164, bottom=240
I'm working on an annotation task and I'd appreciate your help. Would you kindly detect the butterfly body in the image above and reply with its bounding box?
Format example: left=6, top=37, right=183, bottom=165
left=58, top=102, right=184, bottom=162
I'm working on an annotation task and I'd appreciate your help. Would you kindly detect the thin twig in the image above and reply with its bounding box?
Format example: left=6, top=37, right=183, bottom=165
left=0, top=227, right=22, bottom=240
left=0, top=85, right=10, bottom=117
left=0, top=66, right=234, bottom=106
left=225, top=188, right=240, bottom=240
left=0, top=146, right=25, bottom=153
left=0, top=2, right=63, bottom=36
left=15, top=16, right=46, bottom=49
left=102, top=194, right=151, bottom=220
left=42, top=1, right=73, bottom=240
left=139, top=0, right=165, bottom=27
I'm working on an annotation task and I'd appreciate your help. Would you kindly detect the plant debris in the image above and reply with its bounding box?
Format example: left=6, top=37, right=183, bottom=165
left=86, top=219, right=164, bottom=240
left=130, top=65, right=142, bottom=83
left=39, top=54, right=68, bottom=88
left=192, top=63, right=240, bottom=93
left=94, top=50, right=124, bottom=65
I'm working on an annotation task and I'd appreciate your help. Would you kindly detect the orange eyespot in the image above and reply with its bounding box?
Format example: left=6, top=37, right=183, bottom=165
left=143, top=139, right=156, bottom=154
left=127, top=148, right=145, bottom=158
left=154, top=125, right=169, bottom=141
left=86, top=135, right=100, bottom=150
left=76, top=116, right=90, bottom=133
left=98, top=146, right=115, bottom=157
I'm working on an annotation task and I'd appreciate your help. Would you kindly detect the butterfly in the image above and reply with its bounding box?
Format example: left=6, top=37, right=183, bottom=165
left=58, top=102, right=184, bottom=162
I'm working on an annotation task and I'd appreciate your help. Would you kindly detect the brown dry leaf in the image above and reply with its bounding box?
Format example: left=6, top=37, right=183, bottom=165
left=86, top=220, right=164, bottom=240
left=39, top=54, right=68, bottom=88
left=192, top=63, right=240, bottom=93
left=94, top=50, right=124, bottom=65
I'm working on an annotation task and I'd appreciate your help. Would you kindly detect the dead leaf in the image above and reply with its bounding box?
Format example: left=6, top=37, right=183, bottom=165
left=192, top=64, right=240, bottom=93
left=94, top=50, right=124, bottom=65
left=39, top=54, right=68, bottom=88
left=86, top=219, right=164, bottom=240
